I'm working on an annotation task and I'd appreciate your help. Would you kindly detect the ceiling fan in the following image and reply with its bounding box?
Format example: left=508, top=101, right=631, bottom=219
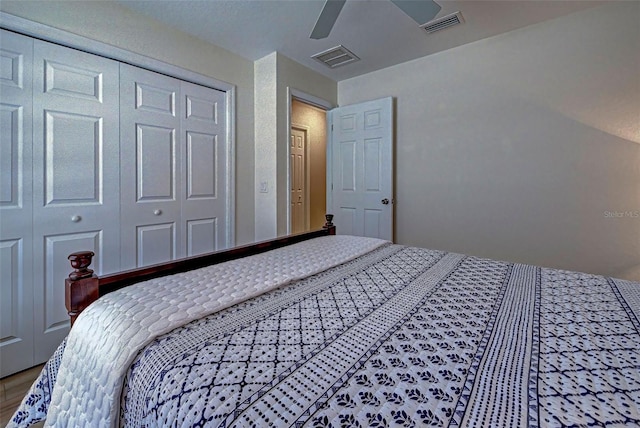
left=310, top=0, right=442, bottom=39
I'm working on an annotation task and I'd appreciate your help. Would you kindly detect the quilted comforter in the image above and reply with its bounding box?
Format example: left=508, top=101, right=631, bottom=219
left=10, top=236, right=640, bottom=427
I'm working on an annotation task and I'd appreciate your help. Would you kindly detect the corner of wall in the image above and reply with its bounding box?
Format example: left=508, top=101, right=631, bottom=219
left=253, top=53, right=279, bottom=241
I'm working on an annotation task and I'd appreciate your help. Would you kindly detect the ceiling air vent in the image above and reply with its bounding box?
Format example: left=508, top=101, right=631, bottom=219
left=312, top=45, right=360, bottom=68
left=420, top=11, right=464, bottom=34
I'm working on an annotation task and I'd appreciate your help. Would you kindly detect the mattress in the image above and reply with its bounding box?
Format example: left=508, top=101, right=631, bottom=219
left=10, top=236, right=640, bottom=427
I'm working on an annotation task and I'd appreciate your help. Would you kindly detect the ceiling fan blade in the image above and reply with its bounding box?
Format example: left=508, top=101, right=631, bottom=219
left=310, top=0, right=347, bottom=40
left=390, top=0, right=441, bottom=24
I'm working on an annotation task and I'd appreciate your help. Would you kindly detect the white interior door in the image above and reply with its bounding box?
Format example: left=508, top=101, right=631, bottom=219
left=120, top=64, right=182, bottom=269
left=0, top=30, right=35, bottom=377
left=328, top=97, right=393, bottom=240
left=31, top=39, right=121, bottom=362
left=290, top=125, right=308, bottom=234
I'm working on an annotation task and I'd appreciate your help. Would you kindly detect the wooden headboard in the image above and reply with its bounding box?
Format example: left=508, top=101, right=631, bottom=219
left=65, top=216, right=335, bottom=326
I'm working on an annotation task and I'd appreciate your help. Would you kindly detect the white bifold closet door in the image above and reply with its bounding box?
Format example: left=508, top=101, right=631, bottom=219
left=181, top=81, right=228, bottom=257
left=119, top=64, right=227, bottom=270
left=31, top=39, right=122, bottom=362
left=120, top=65, right=181, bottom=269
left=0, top=29, right=229, bottom=376
left=0, top=30, right=35, bottom=376
left=1, top=30, right=121, bottom=375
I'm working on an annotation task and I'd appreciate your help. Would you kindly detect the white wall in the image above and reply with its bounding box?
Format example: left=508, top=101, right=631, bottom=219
left=338, top=2, right=640, bottom=280
left=0, top=0, right=257, bottom=244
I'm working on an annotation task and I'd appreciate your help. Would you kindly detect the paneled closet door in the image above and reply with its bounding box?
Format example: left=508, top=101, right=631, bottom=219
left=31, top=40, right=121, bottom=362
left=0, top=30, right=35, bottom=377
left=120, top=64, right=182, bottom=269
left=181, top=81, right=228, bottom=256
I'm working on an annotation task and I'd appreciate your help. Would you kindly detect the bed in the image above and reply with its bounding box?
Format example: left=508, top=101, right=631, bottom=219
left=9, top=221, right=640, bottom=427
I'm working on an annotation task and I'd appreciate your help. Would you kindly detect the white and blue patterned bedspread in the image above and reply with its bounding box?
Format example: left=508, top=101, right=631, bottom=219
left=11, top=242, right=640, bottom=427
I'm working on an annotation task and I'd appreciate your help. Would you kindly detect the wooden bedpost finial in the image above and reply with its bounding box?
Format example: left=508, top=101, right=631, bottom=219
left=66, top=251, right=99, bottom=327
left=68, top=251, right=95, bottom=280
left=323, top=214, right=334, bottom=229
left=323, top=214, right=336, bottom=235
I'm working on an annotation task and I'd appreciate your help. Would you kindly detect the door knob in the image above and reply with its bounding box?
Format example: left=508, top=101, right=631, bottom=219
left=153, top=209, right=162, bottom=216
left=381, top=198, right=389, bottom=205
left=71, top=215, right=82, bottom=223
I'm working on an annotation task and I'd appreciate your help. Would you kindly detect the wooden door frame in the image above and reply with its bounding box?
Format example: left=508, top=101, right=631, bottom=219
left=286, top=87, right=334, bottom=234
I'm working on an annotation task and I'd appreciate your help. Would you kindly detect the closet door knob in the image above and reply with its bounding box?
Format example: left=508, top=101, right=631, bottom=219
left=153, top=209, right=162, bottom=216
left=71, top=215, right=82, bottom=223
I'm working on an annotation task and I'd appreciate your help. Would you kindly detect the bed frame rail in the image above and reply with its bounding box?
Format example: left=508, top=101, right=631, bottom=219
left=66, top=217, right=335, bottom=326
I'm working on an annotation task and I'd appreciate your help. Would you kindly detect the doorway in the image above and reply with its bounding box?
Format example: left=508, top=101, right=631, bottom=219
left=288, top=96, right=329, bottom=233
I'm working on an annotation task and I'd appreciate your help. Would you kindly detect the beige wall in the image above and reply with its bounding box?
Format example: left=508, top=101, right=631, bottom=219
left=1, top=0, right=257, bottom=244
left=338, top=2, right=640, bottom=280
left=291, top=100, right=327, bottom=230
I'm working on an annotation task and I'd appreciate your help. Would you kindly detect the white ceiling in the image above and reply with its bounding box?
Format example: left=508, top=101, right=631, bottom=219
left=118, top=0, right=606, bottom=81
